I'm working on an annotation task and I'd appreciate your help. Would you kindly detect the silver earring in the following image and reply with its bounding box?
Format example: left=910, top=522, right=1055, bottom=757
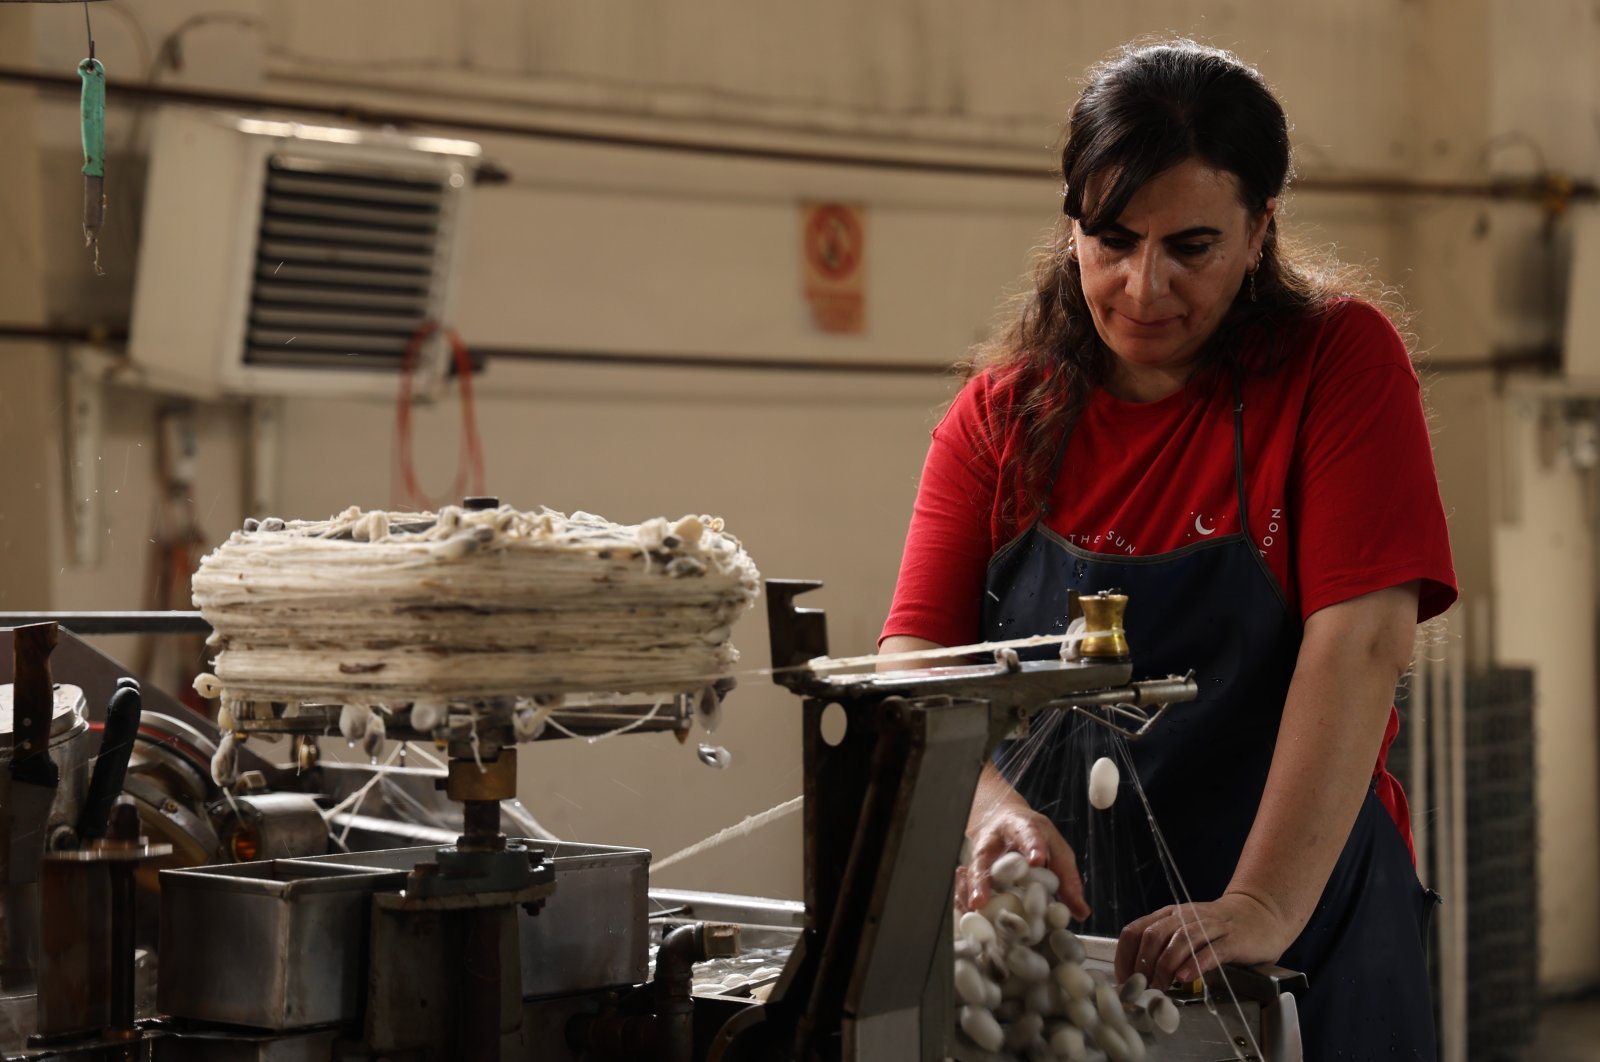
left=1065, top=238, right=1076, bottom=260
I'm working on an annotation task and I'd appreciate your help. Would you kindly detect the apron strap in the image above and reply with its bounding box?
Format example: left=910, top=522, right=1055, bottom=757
left=1230, top=368, right=1255, bottom=542
left=1038, top=418, right=1075, bottom=517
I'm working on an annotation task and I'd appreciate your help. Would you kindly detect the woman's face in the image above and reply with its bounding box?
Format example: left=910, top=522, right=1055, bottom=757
left=1074, top=158, right=1276, bottom=401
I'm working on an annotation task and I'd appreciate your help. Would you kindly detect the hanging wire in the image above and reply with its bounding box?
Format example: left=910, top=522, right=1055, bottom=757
left=82, top=0, right=94, bottom=59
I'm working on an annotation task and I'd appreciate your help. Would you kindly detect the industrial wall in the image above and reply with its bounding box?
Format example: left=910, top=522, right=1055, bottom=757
left=4, top=0, right=1598, bottom=990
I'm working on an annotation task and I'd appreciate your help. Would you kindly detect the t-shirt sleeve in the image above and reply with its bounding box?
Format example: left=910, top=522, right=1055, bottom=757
left=1290, top=303, right=1458, bottom=622
left=879, top=379, right=1001, bottom=648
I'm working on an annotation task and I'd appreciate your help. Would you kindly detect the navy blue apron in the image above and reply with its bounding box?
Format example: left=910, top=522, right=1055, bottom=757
left=981, top=375, right=1435, bottom=1059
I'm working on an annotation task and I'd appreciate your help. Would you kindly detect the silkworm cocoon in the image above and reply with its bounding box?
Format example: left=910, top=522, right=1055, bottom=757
left=1055, top=960, right=1094, bottom=1000
left=1025, top=866, right=1061, bottom=895
left=1121, top=1024, right=1147, bottom=1062
left=696, top=743, right=732, bottom=769
left=953, top=959, right=989, bottom=1006
left=193, top=672, right=223, bottom=699
left=210, top=732, right=239, bottom=787
left=352, top=510, right=389, bottom=542
left=1005, top=1011, right=1045, bottom=1050
left=671, top=515, right=707, bottom=548
left=994, top=647, right=1022, bottom=672
left=1094, top=1024, right=1133, bottom=1062
left=983, top=942, right=1010, bottom=982
left=1049, top=928, right=1087, bottom=966
left=1005, top=945, right=1051, bottom=983
left=1139, top=990, right=1180, bottom=1036
left=1023, top=881, right=1049, bottom=922
left=259, top=517, right=285, bottom=532
left=1118, top=973, right=1148, bottom=1003
left=636, top=517, right=671, bottom=552
left=339, top=703, right=370, bottom=742
left=983, top=978, right=1003, bottom=1009
left=991, top=851, right=1031, bottom=887
left=1025, top=979, right=1060, bottom=1017
left=995, top=910, right=1032, bottom=944
left=1050, top=1023, right=1087, bottom=1061
left=1088, top=756, right=1120, bottom=810
left=1095, top=983, right=1126, bottom=1028
left=1046, top=902, right=1073, bottom=930
left=215, top=705, right=236, bottom=734
left=954, top=937, right=981, bottom=963
left=362, top=713, right=386, bottom=758
left=1064, top=995, right=1099, bottom=1031
left=981, top=891, right=1025, bottom=924
left=959, top=910, right=997, bottom=946
left=1024, top=917, right=1048, bottom=946
left=411, top=701, right=446, bottom=732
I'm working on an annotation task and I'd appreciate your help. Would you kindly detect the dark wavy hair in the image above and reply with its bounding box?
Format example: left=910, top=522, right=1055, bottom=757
left=968, top=39, right=1392, bottom=524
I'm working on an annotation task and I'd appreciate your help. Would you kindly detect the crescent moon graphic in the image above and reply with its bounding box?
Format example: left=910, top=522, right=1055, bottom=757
left=1194, top=514, right=1216, bottom=536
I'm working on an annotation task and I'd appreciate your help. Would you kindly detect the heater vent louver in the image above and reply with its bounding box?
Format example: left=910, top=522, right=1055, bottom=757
left=245, top=160, right=445, bottom=372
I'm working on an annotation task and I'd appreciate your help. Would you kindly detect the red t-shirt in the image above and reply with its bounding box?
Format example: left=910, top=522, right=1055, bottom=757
left=882, top=299, right=1457, bottom=856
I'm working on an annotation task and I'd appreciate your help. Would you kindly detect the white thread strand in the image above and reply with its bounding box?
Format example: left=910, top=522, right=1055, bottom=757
left=543, top=699, right=667, bottom=744
left=808, top=630, right=1107, bottom=674
left=1112, top=737, right=1259, bottom=1061
left=650, top=795, right=804, bottom=873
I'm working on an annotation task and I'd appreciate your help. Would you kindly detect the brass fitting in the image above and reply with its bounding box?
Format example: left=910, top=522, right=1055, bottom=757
left=446, top=748, right=518, bottom=802
left=1078, top=591, right=1131, bottom=661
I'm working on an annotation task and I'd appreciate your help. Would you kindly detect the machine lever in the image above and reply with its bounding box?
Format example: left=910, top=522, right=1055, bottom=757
left=77, top=679, right=142, bottom=841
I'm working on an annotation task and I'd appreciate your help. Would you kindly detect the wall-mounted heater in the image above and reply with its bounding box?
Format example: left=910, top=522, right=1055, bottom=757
left=128, top=107, right=478, bottom=399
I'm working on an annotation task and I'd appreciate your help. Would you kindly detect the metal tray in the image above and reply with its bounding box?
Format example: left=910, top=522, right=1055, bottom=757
left=158, top=859, right=404, bottom=1030
left=302, top=841, right=649, bottom=1000
left=159, top=840, right=649, bottom=1031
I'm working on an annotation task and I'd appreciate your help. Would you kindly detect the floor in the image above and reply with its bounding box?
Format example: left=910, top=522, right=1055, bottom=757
left=1526, top=997, right=1600, bottom=1060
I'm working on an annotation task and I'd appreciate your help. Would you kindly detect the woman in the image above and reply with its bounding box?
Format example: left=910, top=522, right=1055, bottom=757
left=879, top=40, right=1456, bottom=1056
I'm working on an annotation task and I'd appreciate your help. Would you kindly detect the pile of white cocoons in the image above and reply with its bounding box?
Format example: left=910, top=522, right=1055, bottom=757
left=953, top=851, right=1180, bottom=1061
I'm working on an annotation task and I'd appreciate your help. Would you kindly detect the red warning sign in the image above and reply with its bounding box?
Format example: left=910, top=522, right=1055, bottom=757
left=801, top=201, right=866, bottom=334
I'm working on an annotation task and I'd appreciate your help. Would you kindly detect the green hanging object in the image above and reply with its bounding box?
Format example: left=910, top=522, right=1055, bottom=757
left=78, top=56, right=106, bottom=275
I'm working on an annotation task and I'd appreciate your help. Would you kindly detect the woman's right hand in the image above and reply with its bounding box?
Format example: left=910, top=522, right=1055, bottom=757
left=959, top=803, right=1091, bottom=920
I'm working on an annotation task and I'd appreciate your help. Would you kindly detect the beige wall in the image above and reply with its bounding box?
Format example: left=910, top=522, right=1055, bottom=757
left=0, top=7, right=58, bottom=614
left=6, top=0, right=1598, bottom=976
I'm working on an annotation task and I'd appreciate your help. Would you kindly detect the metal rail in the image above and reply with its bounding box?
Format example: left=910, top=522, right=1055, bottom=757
left=1, top=66, right=1595, bottom=203
left=0, top=612, right=209, bottom=636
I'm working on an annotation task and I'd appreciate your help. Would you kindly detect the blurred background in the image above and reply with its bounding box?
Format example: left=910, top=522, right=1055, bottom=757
left=1, top=2, right=1596, bottom=1057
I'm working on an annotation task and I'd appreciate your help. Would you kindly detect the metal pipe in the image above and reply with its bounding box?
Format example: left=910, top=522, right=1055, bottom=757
left=105, top=799, right=143, bottom=1045
left=460, top=799, right=503, bottom=850
left=0, top=321, right=1569, bottom=379
left=456, top=908, right=503, bottom=1062
left=652, top=923, right=709, bottom=1062
left=1, top=65, right=1594, bottom=203
left=477, top=345, right=952, bottom=376
left=107, top=864, right=135, bottom=1035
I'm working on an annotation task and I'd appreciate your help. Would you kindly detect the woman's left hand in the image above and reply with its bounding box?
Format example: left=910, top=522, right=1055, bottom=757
left=1113, top=891, right=1301, bottom=987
